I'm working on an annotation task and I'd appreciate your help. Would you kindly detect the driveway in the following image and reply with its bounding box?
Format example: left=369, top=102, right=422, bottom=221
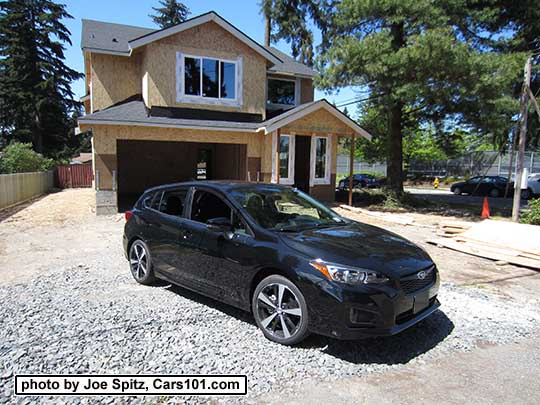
left=0, top=189, right=539, bottom=404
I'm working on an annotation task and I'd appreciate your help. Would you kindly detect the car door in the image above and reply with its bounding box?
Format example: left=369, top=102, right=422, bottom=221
left=143, top=187, right=195, bottom=283
left=463, top=177, right=479, bottom=194
left=185, top=188, right=258, bottom=307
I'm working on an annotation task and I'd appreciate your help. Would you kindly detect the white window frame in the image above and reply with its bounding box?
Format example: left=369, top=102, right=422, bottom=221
left=310, top=135, right=332, bottom=186
left=266, top=76, right=300, bottom=110
left=271, top=132, right=295, bottom=185
left=176, top=52, right=243, bottom=107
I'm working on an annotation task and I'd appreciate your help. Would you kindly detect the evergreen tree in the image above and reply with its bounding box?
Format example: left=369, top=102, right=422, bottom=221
left=150, top=0, right=190, bottom=29
left=0, top=0, right=82, bottom=156
left=263, top=0, right=523, bottom=191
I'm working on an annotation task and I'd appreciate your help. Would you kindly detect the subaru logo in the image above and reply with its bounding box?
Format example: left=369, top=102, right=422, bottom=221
left=417, top=271, right=427, bottom=280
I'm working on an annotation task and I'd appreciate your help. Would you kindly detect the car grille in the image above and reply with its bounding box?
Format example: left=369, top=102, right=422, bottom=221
left=400, top=266, right=436, bottom=295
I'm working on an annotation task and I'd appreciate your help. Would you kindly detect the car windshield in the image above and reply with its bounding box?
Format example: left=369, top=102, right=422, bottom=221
left=229, top=186, right=346, bottom=232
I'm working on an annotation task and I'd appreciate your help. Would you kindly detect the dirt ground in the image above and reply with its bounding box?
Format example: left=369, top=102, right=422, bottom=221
left=1, top=189, right=539, bottom=404
left=2, top=189, right=539, bottom=299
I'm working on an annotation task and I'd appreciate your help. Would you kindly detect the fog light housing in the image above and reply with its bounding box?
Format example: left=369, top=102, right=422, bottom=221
left=350, top=308, right=375, bottom=325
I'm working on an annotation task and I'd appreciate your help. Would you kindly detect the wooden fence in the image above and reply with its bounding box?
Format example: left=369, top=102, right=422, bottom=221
left=57, top=164, right=93, bottom=188
left=0, top=171, right=54, bottom=210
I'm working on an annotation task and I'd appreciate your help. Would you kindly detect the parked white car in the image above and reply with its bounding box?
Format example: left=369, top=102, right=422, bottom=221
left=527, top=173, right=540, bottom=198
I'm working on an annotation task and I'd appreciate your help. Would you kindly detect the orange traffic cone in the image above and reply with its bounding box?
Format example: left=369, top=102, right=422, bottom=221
left=481, top=197, right=490, bottom=219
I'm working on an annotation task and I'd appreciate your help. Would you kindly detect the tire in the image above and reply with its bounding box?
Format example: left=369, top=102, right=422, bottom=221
left=128, top=240, right=156, bottom=285
left=453, top=187, right=462, bottom=195
left=489, top=188, right=500, bottom=198
left=521, top=188, right=532, bottom=200
left=252, top=275, right=310, bottom=345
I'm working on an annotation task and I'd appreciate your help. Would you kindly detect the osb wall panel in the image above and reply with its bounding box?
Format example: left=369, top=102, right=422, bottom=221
left=142, top=21, right=267, bottom=115
left=300, top=79, right=314, bottom=103
left=94, top=153, right=117, bottom=190
left=310, top=177, right=336, bottom=202
left=282, top=108, right=353, bottom=135
left=91, top=53, right=141, bottom=111
left=80, top=124, right=263, bottom=158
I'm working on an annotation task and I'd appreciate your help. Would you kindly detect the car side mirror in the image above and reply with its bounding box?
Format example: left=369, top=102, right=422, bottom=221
left=206, top=217, right=233, bottom=232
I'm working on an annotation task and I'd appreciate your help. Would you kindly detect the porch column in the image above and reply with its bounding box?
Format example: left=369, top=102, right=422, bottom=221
left=348, top=132, right=355, bottom=206
left=276, top=128, right=281, bottom=184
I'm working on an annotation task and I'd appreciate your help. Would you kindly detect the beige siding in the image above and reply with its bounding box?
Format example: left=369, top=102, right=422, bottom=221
left=80, top=123, right=265, bottom=190
left=0, top=171, right=54, bottom=210
left=141, top=21, right=267, bottom=116
left=300, top=78, right=314, bottom=103
left=282, top=109, right=353, bottom=135
left=91, top=53, right=141, bottom=112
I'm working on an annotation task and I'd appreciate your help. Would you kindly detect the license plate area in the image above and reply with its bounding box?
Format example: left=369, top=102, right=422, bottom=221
left=412, top=290, right=430, bottom=314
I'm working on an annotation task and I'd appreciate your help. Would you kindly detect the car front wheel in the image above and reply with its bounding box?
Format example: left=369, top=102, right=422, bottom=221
left=453, top=187, right=462, bottom=195
left=129, top=240, right=156, bottom=285
left=252, top=275, right=310, bottom=345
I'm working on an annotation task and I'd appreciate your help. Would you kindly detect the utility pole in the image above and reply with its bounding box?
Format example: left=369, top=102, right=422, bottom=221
left=512, top=56, right=532, bottom=222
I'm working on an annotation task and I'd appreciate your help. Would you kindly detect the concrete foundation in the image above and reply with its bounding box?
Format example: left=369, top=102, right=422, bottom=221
left=96, top=190, right=117, bottom=215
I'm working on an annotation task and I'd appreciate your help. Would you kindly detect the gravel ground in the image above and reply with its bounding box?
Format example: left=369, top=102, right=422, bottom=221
left=1, top=261, right=538, bottom=404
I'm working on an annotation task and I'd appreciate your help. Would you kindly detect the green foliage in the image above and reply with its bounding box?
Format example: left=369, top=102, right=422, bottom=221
left=0, top=0, right=83, bottom=156
left=150, top=0, right=190, bottom=29
left=520, top=198, right=540, bottom=226
left=263, top=0, right=532, bottom=190
left=0, top=142, right=54, bottom=173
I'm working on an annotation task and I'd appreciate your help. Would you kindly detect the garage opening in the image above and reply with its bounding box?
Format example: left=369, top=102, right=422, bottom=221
left=117, top=140, right=247, bottom=211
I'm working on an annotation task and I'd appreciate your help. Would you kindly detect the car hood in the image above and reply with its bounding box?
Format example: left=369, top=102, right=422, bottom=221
left=279, top=222, right=433, bottom=278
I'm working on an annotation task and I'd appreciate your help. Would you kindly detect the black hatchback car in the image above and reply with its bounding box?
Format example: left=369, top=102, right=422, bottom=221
left=450, top=176, right=513, bottom=198
left=123, top=182, right=440, bottom=345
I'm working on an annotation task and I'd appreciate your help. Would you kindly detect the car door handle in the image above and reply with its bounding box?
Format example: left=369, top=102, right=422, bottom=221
left=178, top=229, right=192, bottom=240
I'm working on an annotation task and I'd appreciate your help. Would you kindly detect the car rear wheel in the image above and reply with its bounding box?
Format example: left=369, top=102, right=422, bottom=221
left=453, top=187, right=462, bottom=195
left=252, top=275, right=310, bottom=345
left=489, top=188, right=500, bottom=198
left=129, top=240, right=155, bottom=285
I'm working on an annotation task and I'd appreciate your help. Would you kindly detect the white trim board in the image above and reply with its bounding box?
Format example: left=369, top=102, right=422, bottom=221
left=259, top=99, right=372, bottom=140
left=77, top=119, right=256, bottom=133
left=129, top=12, right=282, bottom=65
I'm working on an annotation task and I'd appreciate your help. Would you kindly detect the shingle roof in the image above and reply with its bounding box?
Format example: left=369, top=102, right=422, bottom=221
left=80, top=17, right=315, bottom=76
left=78, top=100, right=371, bottom=139
left=78, top=101, right=260, bottom=132
left=265, top=47, right=316, bottom=77
left=81, top=19, right=154, bottom=55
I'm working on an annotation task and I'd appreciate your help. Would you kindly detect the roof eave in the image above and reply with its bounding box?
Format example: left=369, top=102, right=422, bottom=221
left=81, top=47, right=131, bottom=57
left=127, top=12, right=282, bottom=65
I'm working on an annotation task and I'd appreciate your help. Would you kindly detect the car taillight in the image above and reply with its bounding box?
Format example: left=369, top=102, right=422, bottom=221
left=125, top=210, right=133, bottom=222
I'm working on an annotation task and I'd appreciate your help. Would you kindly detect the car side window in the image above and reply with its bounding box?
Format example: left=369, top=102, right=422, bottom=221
left=150, top=191, right=163, bottom=211
left=191, top=190, right=248, bottom=235
left=159, top=189, right=188, bottom=217
left=141, top=193, right=154, bottom=208
left=468, top=177, right=480, bottom=184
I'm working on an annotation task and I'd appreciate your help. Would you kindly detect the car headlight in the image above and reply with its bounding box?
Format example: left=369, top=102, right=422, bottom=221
left=309, top=259, right=389, bottom=285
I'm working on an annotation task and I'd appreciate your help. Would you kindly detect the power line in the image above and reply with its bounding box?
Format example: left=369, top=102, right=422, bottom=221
left=336, top=92, right=386, bottom=108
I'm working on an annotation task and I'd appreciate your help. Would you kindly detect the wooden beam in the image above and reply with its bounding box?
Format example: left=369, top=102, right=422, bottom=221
left=276, top=128, right=281, bottom=184
left=348, top=132, right=355, bottom=206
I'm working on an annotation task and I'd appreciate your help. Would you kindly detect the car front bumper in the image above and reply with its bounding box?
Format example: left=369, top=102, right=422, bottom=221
left=305, top=274, right=440, bottom=340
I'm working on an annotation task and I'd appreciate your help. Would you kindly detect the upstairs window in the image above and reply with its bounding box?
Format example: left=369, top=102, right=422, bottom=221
left=180, top=54, right=238, bottom=102
left=267, top=79, right=296, bottom=106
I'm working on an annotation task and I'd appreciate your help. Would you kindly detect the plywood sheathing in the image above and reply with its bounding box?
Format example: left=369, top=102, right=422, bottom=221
left=142, top=21, right=267, bottom=116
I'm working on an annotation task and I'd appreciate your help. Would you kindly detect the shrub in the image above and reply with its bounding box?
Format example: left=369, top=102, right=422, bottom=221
left=0, top=142, right=55, bottom=174
left=520, top=198, right=540, bottom=226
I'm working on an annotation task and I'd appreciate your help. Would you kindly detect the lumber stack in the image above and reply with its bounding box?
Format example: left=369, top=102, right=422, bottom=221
left=430, top=220, right=540, bottom=270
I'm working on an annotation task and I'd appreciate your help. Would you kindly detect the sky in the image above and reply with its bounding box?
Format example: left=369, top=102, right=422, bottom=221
left=62, top=0, right=359, bottom=111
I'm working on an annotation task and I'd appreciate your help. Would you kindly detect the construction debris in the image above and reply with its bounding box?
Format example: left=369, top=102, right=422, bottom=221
left=430, top=219, right=540, bottom=270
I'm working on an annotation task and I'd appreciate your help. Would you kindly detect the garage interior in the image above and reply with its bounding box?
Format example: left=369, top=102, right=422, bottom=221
left=117, top=139, right=247, bottom=211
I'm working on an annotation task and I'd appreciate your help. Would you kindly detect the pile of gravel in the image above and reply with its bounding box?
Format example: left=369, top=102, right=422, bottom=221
left=0, top=263, right=538, bottom=404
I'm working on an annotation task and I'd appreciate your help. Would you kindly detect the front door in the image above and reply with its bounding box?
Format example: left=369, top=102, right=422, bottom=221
left=294, top=135, right=311, bottom=193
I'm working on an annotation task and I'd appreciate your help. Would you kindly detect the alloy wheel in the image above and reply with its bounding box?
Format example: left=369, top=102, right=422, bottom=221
left=256, top=283, right=303, bottom=339
left=130, top=243, right=148, bottom=281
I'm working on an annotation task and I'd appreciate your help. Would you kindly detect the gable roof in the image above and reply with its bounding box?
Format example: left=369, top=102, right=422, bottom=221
left=81, top=19, right=154, bottom=55
left=129, top=12, right=282, bottom=64
left=259, top=99, right=372, bottom=140
left=266, top=47, right=315, bottom=78
left=78, top=99, right=371, bottom=139
left=82, top=12, right=281, bottom=65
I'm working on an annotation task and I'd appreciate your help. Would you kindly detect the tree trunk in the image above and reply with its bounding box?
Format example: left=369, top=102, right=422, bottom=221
left=264, top=16, right=271, bottom=47
left=386, top=22, right=405, bottom=192
left=387, top=101, right=404, bottom=192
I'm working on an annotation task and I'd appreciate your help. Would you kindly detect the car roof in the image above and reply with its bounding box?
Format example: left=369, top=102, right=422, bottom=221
left=144, top=181, right=292, bottom=194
